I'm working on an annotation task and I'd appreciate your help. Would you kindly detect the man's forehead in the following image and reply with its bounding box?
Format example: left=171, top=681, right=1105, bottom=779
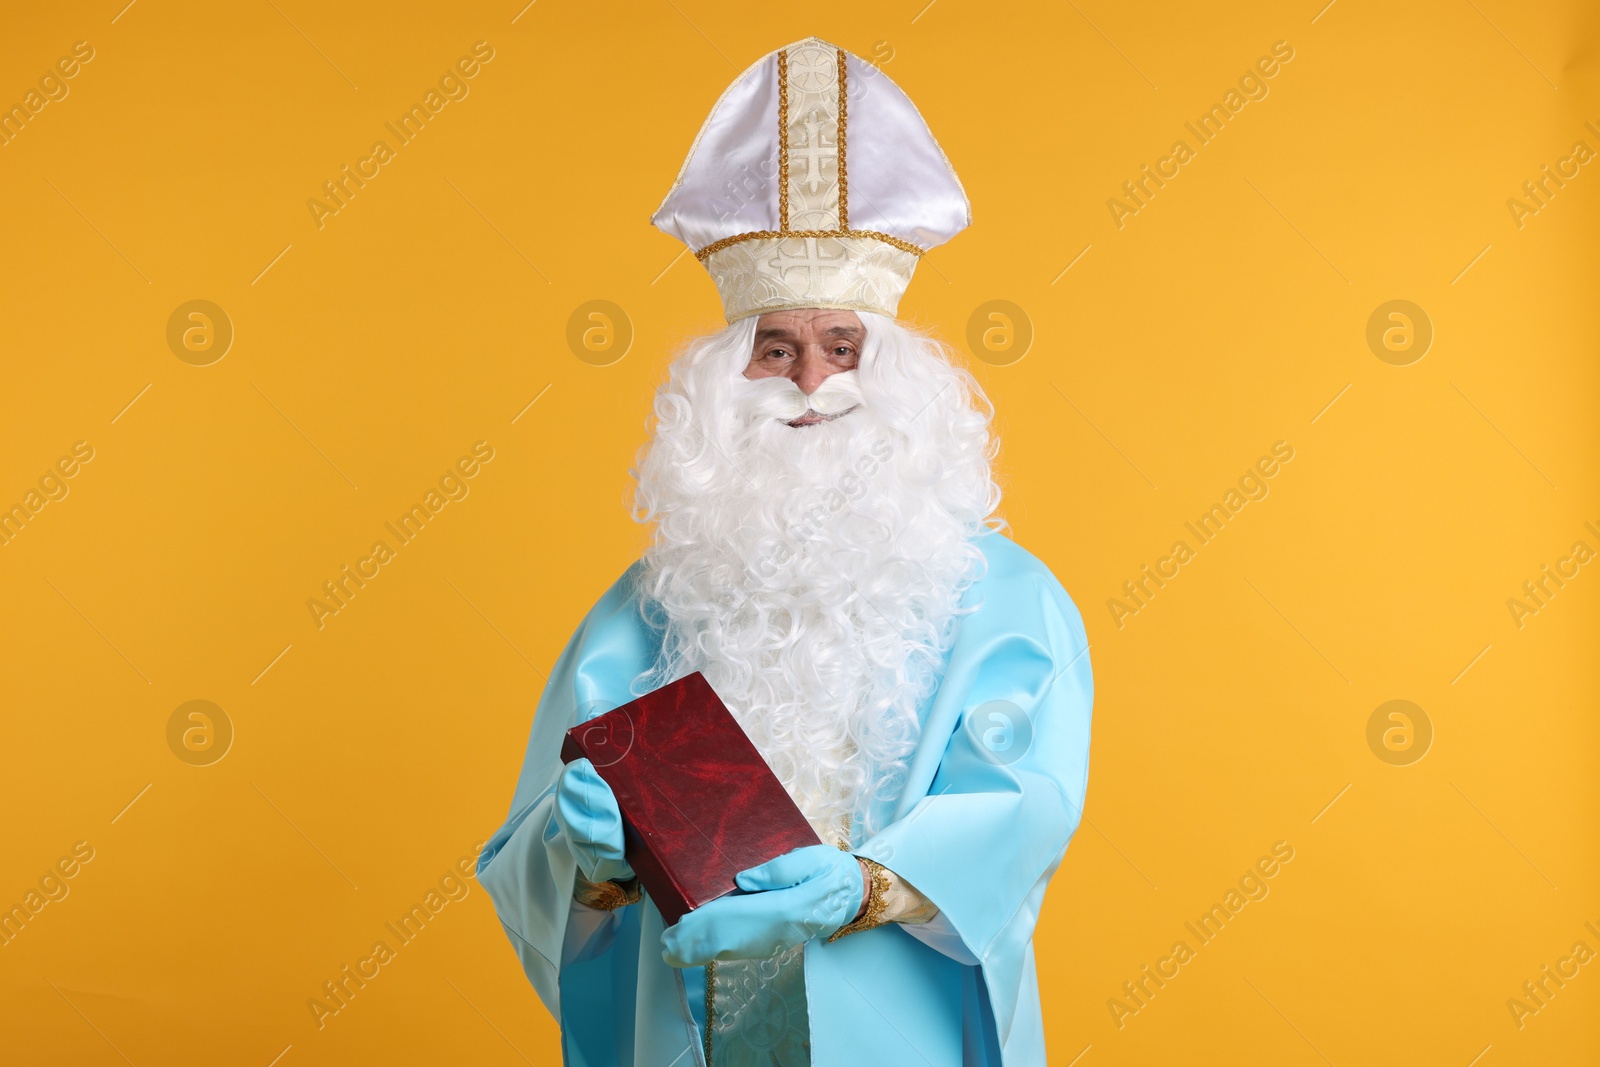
left=753, top=314, right=865, bottom=341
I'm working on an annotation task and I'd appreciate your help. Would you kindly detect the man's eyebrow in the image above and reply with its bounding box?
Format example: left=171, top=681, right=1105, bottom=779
left=753, top=324, right=865, bottom=342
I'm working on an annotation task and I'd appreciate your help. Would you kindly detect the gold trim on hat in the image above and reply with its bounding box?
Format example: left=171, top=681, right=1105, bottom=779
left=694, top=228, right=924, bottom=262
left=836, top=42, right=848, bottom=230
left=777, top=47, right=790, bottom=232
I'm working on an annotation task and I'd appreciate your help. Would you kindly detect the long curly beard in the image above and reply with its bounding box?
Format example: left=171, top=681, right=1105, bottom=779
left=632, top=312, right=1001, bottom=842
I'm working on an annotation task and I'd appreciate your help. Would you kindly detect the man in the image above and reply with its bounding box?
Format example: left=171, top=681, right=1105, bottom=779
left=479, top=37, right=1092, bottom=1065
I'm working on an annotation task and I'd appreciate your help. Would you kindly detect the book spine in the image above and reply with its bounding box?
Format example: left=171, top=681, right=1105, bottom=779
left=622, top=821, right=694, bottom=927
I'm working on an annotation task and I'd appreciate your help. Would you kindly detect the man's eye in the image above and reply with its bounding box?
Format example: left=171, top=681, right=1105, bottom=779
left=767, top=348, right=793, bottom=360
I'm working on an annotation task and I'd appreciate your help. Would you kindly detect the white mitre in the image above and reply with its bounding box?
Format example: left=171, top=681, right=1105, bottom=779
left=650, top=36, right=971, bottom=323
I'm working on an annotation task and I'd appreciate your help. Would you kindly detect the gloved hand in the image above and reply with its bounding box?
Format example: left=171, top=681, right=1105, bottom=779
left=553, top=758, right=635, bottom=884
left=661, top=845, right=865, bottom=967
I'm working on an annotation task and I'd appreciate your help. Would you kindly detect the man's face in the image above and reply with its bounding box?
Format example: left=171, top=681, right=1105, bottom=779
left=744, top=308, right=865, bottom=427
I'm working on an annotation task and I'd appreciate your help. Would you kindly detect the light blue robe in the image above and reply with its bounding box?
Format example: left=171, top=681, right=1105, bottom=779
left=477, top=531, right=1093, bottom=1065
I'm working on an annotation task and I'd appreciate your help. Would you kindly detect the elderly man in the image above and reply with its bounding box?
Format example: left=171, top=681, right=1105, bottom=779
left=479, top=37, right=1092, bottom=1066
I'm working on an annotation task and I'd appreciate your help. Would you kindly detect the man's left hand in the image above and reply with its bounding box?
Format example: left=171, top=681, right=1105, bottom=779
left=661, top=845, right=865, bottom=967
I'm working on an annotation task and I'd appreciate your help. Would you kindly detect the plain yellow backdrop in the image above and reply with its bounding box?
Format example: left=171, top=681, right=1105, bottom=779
left=1, top=1, right=1596, bottom=1064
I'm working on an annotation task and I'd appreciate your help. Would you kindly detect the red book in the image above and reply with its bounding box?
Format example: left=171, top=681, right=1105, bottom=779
left=560, top=671, right=822, bottom=926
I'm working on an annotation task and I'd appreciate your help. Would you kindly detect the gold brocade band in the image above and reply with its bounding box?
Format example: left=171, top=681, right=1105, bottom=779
left=827, top=858, right=892, bottom=942
left=704, top=959, right=717, bottom=1066
left=698, top=833, right=940, bottom=1060
left=776, top=48, right=788, bottom=232
left=836, top=46, right=849, bottom=231
left=694, top=228, right=926, bottom=262
left=572, top=873, right=641, bottom=910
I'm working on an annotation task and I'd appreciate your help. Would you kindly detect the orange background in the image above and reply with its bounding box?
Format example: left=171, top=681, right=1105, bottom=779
left=1, top=1, right=1596, bottom=1064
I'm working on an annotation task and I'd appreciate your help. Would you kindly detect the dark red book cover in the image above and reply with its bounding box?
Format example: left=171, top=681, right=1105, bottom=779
left=560, top=671, right=822, bottom=926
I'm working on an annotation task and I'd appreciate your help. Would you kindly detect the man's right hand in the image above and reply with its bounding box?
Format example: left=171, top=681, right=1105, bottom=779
left=554, top=758, right=636, bottom=884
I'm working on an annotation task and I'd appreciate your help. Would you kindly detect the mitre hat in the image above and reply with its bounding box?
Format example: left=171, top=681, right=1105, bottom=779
left=650, top=36, right=970, bottom=323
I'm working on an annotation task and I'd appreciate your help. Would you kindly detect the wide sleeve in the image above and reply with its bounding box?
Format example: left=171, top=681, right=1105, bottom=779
left=852, top=536, right=1093, bottom=1047
left=475, top=560, right=662, bottom=1017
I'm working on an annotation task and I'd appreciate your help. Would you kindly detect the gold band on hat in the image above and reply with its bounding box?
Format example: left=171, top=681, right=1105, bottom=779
left=694, top=228, right=924, bottom=262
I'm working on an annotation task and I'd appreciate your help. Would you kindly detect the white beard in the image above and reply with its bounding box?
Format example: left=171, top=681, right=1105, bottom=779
left=632, top=312, right=1001, bottom=841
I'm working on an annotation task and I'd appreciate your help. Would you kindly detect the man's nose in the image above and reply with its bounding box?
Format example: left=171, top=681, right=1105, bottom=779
left=789, top=351, right=842, bottom=396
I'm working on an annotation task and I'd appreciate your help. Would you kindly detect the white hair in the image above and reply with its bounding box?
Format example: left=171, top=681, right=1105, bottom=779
left=631, top=311, right=1002, bottom=840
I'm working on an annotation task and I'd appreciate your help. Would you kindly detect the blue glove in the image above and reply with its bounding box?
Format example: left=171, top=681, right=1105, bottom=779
left=660, top=845, right=865, bottom=967
left=553, top=758, right=635, bottom=884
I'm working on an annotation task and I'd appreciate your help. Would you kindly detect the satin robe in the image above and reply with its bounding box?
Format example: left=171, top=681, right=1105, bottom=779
left=477, top=532, right=1094, bottom=1065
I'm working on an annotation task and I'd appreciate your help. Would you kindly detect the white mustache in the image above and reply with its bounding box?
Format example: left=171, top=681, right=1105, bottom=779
left=740, top=371, right=864, bottom=421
